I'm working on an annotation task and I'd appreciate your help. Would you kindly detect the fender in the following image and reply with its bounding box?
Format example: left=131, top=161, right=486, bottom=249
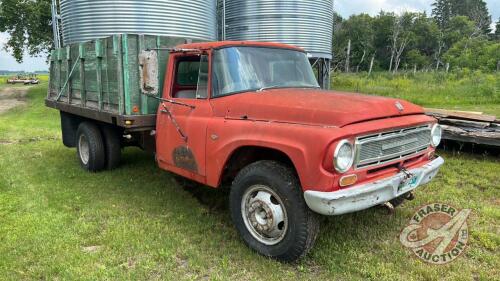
left=204, top=118, right=338, bottom=190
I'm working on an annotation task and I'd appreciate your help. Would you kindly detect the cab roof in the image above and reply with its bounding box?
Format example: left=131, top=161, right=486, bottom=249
left=175, top=41, right=305, bottom=53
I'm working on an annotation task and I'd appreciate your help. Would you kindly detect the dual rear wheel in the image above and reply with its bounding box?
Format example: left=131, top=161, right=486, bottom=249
left=76, top=122, right=121, bottom=172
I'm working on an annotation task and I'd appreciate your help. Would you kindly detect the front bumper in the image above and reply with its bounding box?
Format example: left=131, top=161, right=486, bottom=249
left=304, top=156, right=444, bottom=216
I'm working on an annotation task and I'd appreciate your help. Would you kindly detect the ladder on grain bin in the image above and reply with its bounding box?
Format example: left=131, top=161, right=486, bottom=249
left=51, top=0, right=62, bottom=49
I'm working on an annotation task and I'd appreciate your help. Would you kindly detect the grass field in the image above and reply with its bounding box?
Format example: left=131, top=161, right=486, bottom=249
left=332, top=71, right=500, bottom=116
left=0, top=82, right=498, bottom=280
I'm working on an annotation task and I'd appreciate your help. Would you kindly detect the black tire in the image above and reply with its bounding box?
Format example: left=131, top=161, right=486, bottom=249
left=76, top=122, right=105, bottom=172
left=100, top=125, right=122, bottom=170
left=229, top=160, right=320, bottom=262
left=60, top=111, right=79, bottom=148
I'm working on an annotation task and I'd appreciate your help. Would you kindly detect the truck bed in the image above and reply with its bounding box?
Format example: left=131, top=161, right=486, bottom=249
left=46, top=34, right=201, bottom=130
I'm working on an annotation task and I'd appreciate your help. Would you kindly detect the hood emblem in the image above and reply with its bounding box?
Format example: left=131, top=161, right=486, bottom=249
left=395, top=101, right=404, bottom=112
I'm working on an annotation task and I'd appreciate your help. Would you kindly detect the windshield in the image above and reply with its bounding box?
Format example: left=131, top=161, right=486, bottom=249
left=212, top=47, right=319, bottom=97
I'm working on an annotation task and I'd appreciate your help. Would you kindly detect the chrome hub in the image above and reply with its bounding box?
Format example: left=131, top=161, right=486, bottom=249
left=241, top=185, right=288, bottom=245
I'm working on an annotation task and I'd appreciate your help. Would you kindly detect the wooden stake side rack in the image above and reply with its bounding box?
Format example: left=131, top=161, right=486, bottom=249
left=425, top=108, right=500, bottom=147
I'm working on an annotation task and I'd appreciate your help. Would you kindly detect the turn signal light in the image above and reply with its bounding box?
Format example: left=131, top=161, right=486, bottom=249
left=340, top=174, right=358, bottom=187
left=125, top=120, right=134, bottom=126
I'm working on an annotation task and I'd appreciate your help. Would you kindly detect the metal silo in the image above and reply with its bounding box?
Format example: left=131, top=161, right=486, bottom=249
left=59, top=0, right=217, bottom=45
left=220, top=0, right=333, bottom=88
left=222, top=0, right=333, bottom=59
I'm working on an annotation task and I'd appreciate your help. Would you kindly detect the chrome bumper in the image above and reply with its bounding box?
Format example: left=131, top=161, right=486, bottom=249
left=304, top=157, right=444, bottom=216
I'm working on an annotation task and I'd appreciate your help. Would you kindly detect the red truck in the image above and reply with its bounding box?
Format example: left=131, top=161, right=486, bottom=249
left=47, top=38, right=444, bottom=261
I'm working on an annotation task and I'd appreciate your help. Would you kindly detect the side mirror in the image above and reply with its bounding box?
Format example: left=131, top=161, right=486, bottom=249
left=139, top=50, right=159, bottom=96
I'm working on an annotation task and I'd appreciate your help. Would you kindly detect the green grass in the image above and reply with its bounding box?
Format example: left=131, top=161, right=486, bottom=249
left=0, top=85, right=499, bottom=280
left=332, top=71, right=500, bottom=116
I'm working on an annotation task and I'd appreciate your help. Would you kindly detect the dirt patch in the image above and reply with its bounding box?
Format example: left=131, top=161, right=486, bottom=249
left=0, top=86, right=32, bottom=114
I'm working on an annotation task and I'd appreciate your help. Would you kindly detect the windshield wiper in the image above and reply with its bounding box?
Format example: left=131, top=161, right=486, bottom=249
left=257, top=85, right=320, bottom=92
left=257, top=85, right=283, bottom=92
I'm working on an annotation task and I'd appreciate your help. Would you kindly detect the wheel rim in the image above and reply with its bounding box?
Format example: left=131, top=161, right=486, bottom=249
left=241, top=184, right=288, bottom=245
left=78, top=134, right=90, bottom=165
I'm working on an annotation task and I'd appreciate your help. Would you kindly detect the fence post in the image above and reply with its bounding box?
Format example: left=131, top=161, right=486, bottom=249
left=368, top=55, right=374, bottom=76
left=345, top=39, right=351, bottom=73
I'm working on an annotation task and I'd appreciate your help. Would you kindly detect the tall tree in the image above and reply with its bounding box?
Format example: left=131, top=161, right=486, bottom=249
left=341, top=14, right=375, bottom=72
left=332, top=12, right=349, bottom=72
left=0, top=0, right=53, bottom=62
left=432, top=0, right=492, bottom=34
left=390, top=13, right=417, bottom=73
left=372, top=12, right=397, bottom=70
left=444, top=16, right=481, bottom=50
left=432, top=0, right=454, bottom=29
left=454, top=0, right=492, bottom=33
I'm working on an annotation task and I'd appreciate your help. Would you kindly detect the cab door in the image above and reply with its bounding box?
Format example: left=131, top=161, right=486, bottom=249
left=156, top=52, right=212, bottom=183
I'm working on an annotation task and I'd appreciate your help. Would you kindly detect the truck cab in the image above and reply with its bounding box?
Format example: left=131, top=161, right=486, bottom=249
left=48, top=39, right=444, bottom=262
left=153, top=41, right=444, bottom=261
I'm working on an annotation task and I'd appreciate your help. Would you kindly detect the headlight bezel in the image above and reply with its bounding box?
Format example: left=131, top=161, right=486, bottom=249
left=430, top=124, right=442, bottom=148
left=333, top=139, right=355, bottom=173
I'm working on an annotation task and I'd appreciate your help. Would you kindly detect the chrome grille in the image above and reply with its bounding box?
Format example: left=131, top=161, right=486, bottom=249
left=355, top=125, right=431, bottom=169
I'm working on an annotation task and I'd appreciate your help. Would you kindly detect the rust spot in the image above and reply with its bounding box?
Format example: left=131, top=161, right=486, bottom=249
left=172, top=146, right=198, bottom=173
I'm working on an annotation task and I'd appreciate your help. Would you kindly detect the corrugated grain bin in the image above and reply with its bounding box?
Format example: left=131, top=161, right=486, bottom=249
left=60, top=0, right=217, bottom=45
left=222, top=0, right=334, bottom=59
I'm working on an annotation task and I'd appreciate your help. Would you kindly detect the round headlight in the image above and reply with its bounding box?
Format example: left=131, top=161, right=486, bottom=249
left=334, top=140, right=354, bottom=173
left=431, top=124, right=442, bottom=147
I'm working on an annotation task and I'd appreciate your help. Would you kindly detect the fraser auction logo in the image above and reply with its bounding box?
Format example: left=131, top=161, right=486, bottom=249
left=400, top=203, right=471, bottom=265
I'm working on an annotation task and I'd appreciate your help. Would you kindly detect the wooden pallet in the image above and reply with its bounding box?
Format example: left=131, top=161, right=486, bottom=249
left=425, top=108, right=500, bottom=147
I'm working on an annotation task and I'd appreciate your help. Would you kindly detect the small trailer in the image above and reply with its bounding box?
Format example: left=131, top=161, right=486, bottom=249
left=7, top=74, right=39, bottom=85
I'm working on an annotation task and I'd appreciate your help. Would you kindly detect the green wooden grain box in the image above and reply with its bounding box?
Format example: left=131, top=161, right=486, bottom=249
left=46, top=34, right=202, bottom=129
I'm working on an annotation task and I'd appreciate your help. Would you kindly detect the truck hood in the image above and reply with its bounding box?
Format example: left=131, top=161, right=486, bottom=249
left=212, top=89, right=424, bottom=127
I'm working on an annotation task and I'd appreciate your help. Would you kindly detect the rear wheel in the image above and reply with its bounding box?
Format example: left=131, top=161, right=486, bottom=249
left=76, top=122, right=105, bottom=172
left=101, top=125, right=122, bottom=170
left=229, top=161, right=319, bottom=262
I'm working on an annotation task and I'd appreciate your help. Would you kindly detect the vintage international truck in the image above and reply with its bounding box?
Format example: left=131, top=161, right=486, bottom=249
left=47, top=34, right=444, bottom=261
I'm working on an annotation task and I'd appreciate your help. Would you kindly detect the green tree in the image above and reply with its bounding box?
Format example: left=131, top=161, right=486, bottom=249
left=372, top=12, right=397, bottom=70
left=405, top=50, right=431, bottom=69
left=432, top=0, right=454, bottom=29
left=454, top=0, right=492, bottom=34
left=389, top=12, right=421, bottom=73
left=443, top=16, right=478, bottom=47
left=340, top=14, right=375, bottom=72
left=0, top=0, right=53, bottom=62
left=432, top=0, right=491, bottom=34
left=407, top=13, right=440, bottom=69
left=332, top=12, right=348, bottom=72
left=444, top=38, right=500, bottom=70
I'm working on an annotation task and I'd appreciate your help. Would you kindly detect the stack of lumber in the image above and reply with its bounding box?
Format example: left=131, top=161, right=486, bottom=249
left=425, top=108, right=500, bottom=147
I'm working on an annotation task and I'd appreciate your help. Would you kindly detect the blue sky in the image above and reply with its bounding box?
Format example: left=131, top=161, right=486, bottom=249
left=0, top=0, right=498, bottom=72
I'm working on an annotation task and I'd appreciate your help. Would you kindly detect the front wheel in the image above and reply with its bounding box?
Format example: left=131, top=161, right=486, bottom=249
left=229, top=161, right=319, bottom=262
